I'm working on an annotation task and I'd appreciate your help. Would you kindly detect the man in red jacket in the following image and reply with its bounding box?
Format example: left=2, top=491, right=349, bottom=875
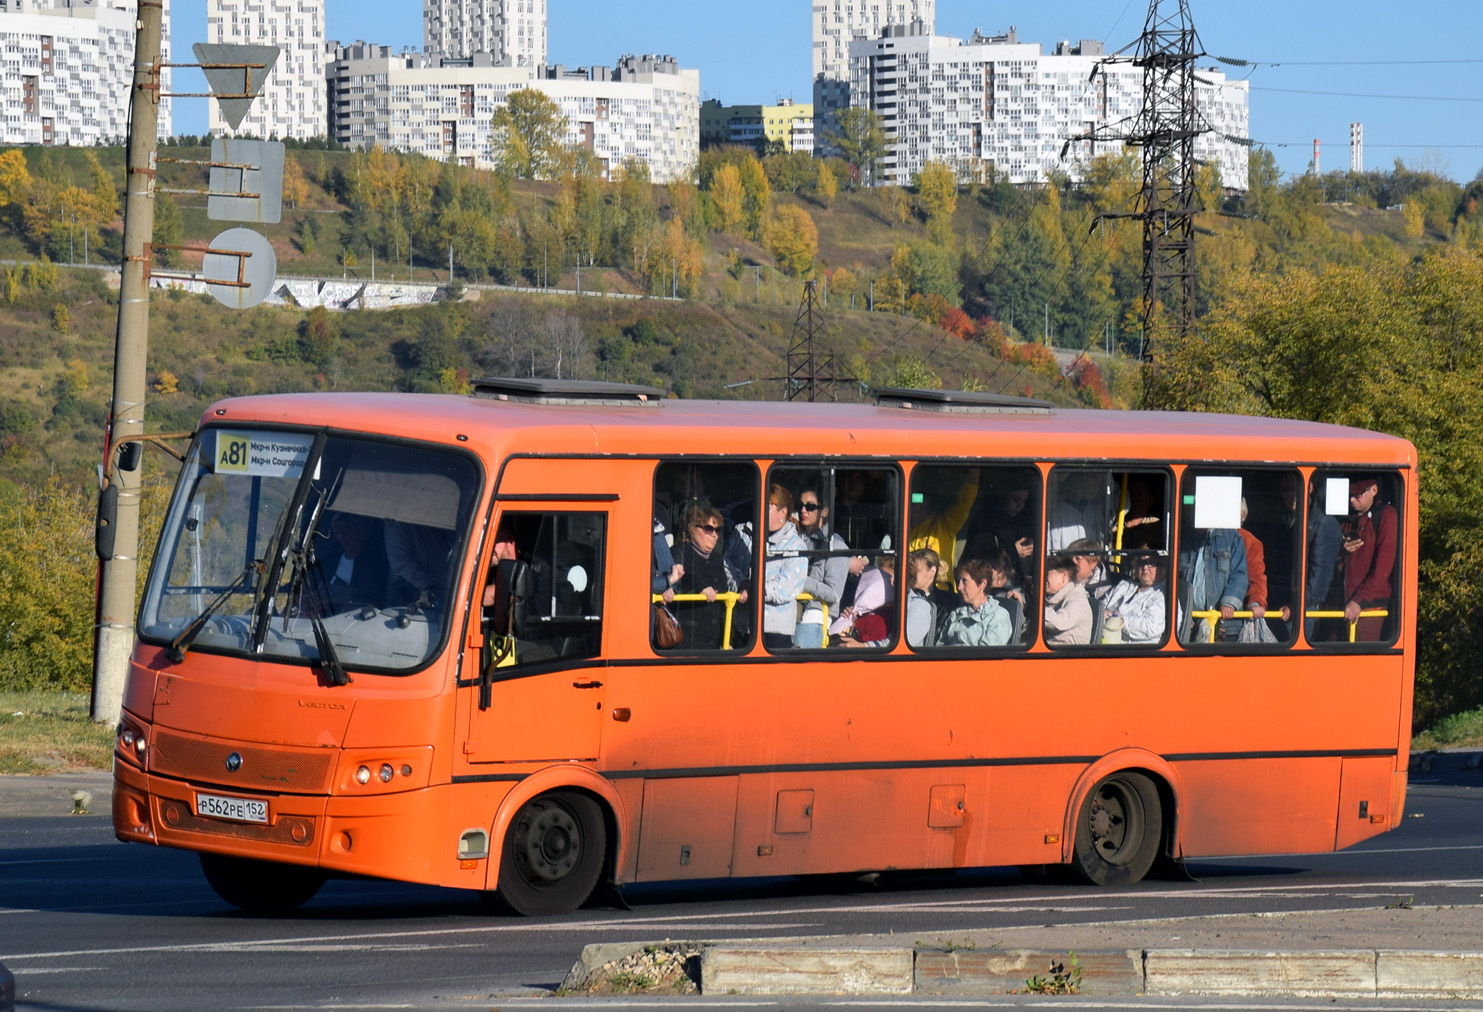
left=1340, top=477, right=1397, bottom=642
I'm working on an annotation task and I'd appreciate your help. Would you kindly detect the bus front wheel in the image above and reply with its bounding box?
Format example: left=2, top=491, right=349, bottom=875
left=1069, top=771, right=1161, bottom=886
left=199, top=853, right=326, bottom=913
left=490, top=791, right=606, bottom=916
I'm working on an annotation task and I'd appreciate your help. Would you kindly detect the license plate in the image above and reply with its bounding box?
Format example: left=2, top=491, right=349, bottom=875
left=195, top=792, right=268, bottom=824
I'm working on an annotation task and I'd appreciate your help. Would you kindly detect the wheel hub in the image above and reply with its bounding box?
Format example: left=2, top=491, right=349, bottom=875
left=516, top=800, right=581, bottom=883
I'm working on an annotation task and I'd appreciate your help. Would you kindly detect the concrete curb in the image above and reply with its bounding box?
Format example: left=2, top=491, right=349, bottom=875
left=562, top=941, right=1483, bottom=998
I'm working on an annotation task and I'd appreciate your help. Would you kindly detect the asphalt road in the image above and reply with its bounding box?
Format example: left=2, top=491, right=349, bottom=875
left=1, top=766, right=1479, bottom=1012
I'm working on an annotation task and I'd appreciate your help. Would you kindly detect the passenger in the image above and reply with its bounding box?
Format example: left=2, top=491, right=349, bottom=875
left=1237, top=497, right=1274, bottom=641
left=833, top=555, right=895, bottom=648
left=1047, top=471, right=1108, bottom=552
left=1177, top=523, right=1248, bottom=644
left=762, top=484, right=809, bottom=650
left=1259, top=473, right=1303, bottom=638
left=1304, top=480, right=1342, bottom=642
left=668, top=505, right=741, bottom=650
left=385, top=519, right=456, bottom=607
left=974, top=479, right=1036, bottom=585
left=909, top=468, right=980, bottom=590
left=1065, top=537, right=1112, bottom=601
left=904, top=548, right=941, bottom=648
left=1339, top=477, right=1397, bottom=641
left=940, top=557, right=1013, bottom=647
left=1101, top=553, right=1167, bottom=644
left=795, top=486, right=850, bottom=647
left=1043, top=556, right=1093, bottom=645
left=321, top=512, right=388, bottom=613
left=652, top=508, right=683, bottom=598
left=982, top=546, right=1027, bottom=644
left=1119, top=475, right=1166, bottom=551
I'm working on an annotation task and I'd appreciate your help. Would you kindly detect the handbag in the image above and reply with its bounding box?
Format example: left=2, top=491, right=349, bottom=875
left=1237, top=615, right=1279, bottom=644
left=652, top=602, right=683, bottom=648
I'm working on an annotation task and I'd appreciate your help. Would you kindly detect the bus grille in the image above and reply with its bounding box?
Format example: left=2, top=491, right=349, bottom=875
left=158, top=798, right=316, bottom=847
left=152, top=729, right=336, bottom=793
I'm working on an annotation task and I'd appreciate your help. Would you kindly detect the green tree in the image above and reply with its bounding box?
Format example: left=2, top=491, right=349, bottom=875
left=491, top=89, right=570, bottom=180
left=832, top=108, right=887, bottom=187
left=152, top=191, right=185, bottom=268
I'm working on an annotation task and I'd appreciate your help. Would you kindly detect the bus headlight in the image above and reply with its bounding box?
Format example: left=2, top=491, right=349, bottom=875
left=379, top=764, right=394, bottom=783
left=356, top=765, right=372, bottom=785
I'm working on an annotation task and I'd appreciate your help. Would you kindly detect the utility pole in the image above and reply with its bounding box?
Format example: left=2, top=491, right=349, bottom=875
left=1125, top=0, right=1204, bottom=358
left=92, top=0, right=163, bottom=725
left=1069, top=0, right=1207, bottom=374
left=779, top=280, right=849, bottom=402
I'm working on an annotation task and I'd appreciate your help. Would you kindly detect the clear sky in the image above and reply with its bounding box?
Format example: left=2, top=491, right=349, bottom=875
left=168, top=0, right=1483, bottom=182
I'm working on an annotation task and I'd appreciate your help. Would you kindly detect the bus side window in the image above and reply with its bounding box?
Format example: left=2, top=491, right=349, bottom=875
left=1176, top=469, right=1301, bottom=649
left=484, top=512, right=606, bottom=668
left=911, top=463, right=1039, bottom=649
left=652, top=461, right=759, bottom=653
left=767, top=463, right=900, bottom=650
left=1307, top=470, right=1402, bottom=647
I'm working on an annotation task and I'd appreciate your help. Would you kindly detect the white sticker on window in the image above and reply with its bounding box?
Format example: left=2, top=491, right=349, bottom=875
left=1326, top=477, right=1350, bottom=516
left=1193, top=475, right=1242, bottom=530
left=210, top=430, right=314, bottom=478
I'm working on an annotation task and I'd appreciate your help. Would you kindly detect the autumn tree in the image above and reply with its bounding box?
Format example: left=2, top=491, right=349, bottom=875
left=282, top=153, right=310, bottom=210
left=737, top=155, right=771, bottom=237
left=491, top=89, right=570, bottom=180
left=814, top=160, right=838, bottom=207
left=708, top=163, right=745, bottom=235
left=763, top=204, right=818, bottom=276
left=915, top=160, right=958, bottom=244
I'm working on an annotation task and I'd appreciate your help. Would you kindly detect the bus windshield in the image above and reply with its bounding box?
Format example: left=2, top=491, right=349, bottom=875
left=139, top=428, right=480, bottom=675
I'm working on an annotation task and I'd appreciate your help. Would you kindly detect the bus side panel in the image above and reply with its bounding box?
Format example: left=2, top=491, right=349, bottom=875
left=1335, top=756, right=1397, bottom=849
left=634, top=776, right=738, bottom=881
left=731, top=768, right=1003, bottom=877
left=1173, top=757, right=1341, bottom=857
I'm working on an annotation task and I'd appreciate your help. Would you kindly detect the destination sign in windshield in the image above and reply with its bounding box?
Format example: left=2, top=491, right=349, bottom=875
left=208, top=430, right=315, bottom=479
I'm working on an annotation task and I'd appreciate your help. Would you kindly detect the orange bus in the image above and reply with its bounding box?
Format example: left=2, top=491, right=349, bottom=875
left=112, top=380, right=1417, bottom=915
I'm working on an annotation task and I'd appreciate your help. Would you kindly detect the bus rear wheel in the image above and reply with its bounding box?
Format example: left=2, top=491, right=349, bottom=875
left=1069, top=771, right=1161, bottom=886
left=199, top=853, right=326, bottom=913
left=490, top=791, right=606, bottom=916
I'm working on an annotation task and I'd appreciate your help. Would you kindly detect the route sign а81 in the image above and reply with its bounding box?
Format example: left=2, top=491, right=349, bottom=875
left=207, top=430, right=314, bottom=479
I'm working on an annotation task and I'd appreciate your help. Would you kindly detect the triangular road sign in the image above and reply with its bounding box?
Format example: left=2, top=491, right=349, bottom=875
left=193, top=42, right=281, bottom=131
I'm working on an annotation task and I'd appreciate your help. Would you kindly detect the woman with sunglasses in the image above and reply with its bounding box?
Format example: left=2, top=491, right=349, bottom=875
left=667, top=504, right=739, bottom=650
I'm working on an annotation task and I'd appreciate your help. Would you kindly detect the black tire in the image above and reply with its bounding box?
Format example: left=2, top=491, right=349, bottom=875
left=491, top=791, right=606, bottom=916
left=199, top=853, right=325, bottom=913
left=1068, top=771, right=1162, bottom=886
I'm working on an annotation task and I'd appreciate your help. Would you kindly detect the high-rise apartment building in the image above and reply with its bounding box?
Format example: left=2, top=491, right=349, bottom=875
left=0, top=0, right=171, bottom=146
left=423, top=0, right=546, bottom=68
left=206, top=0, right=326, bottom=139
left=327, top=46, right=698, bottom=182
left=812, top=0, right=933, bottom=155
left=847, top=25, right=1249, bottom=190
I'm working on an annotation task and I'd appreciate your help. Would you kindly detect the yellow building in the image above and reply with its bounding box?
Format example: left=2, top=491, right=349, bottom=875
left=700, top=98, right=814, bottom=153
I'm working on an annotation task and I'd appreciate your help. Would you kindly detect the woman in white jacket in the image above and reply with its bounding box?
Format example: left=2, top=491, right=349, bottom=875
left=1101, top=554, right=1167, bottom=644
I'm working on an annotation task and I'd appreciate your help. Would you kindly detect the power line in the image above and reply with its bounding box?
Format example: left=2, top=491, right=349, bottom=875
left=1216, top=55, right=1483, bottom=67
left=1250, top=85, right=1483, bottom=103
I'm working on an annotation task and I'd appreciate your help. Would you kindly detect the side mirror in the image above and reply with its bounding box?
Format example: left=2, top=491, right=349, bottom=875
left=95, top=485, right=119, bottom=560
left=118, top=440, right=143, bottom=473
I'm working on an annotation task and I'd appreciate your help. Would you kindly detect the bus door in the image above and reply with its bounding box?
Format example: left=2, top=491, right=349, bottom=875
left=460, top=506, right=610, bottom=763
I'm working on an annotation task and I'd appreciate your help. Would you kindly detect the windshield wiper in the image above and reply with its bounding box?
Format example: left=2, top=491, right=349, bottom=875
left=166, top=564, right=256, bottom=663
left=284, top=483, right=352, bottom=687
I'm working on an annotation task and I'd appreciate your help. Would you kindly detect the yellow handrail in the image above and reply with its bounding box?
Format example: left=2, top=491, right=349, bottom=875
left=653, top=592, right=742, bottom=650
left=1190, top=608, right=1389, bottom=644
